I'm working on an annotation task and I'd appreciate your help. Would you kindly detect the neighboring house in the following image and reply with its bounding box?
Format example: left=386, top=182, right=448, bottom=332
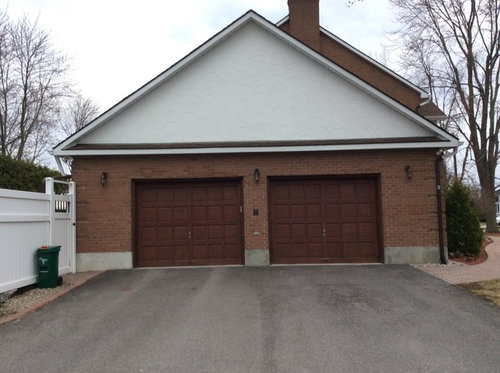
left=53, top=0, right=458, bottom=271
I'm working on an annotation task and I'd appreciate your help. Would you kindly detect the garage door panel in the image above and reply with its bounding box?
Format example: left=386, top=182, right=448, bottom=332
left=174, top=245, right=192, bottom=260
left=139, top=207, right=157, bottom=221
left=223, top=185, right=238, bottom=200
left=158, top=207, right=172, bottom=221
left=275, top=224, right=290, bottom=238
left=158, top=246, right=174, bottom=261
left=306, top=204, right=321, bottom=218
left=275, top=243, right=291, bottom=259
left=341, top=204, right=357, bottom=219
left=208, top=244, right=224, bottom=258
left=191, top=187, right=206, bottom=201
left=191, top=206, right=207, bottom=220
left=207, top=186, right=223, bottom=201
left=290, top=184, right=305, bottom=200
left=224, top=244, right=241, bottom=259
left=271, top=185, right=289, bottom=200
left=325, top=204, right=341, bottom=220
left=307, top=223, right=323, bottom=239
left=223, top=205, right=239, bottom=220
left=291, top=224, right=306, bottom=241
left=307, top=243, right=323, bottom=258
left=158, top=187, right=173, bottom=202
left=139, top=245, right=157, bottom=261
left=140, top=227, right=156, bottom=242
left=207, top=205, right=223, bottom=220
left=358, top=223, right=376, bottom=237
left=192, top=225, right=207, bottom=240
left=270, top=178, right=380, bottom=264
left=173, top=207, right=189, bottom=221
left=341, top=183, right=356, bottom=200
left=140, top=186, right=157, bottom=203
left=173, top=187, right=189, bottom=202
left=305, top=184, right=321, bottom=200
left=290, top=204, right=306, bottom=219
left=158, top=226, right=172, bottom=242
left=224, top=224, right=240, bottom=241
left=359, top=242, right=377, bottom=257
left=356, top=183, right=375, bottom=199
left=173, top=226, right=189, bottom=240
left=208, top=225, right=223, bottom=239
left=192, top=245, right=208, bottom=259
left=326, top=243, right=342, bottom=258
left=342, top=223, right=358, bottom=238
left=358, top=203, right=374, bottom=218
left=325, top=223, right=341, bottom=239
left=291, top=243, right=308, bottom=258
left=343, top=243, right=359, bottom=257
left=324, top=184, right=340, bottom=200
left=275, top=205, right=289, bottom=218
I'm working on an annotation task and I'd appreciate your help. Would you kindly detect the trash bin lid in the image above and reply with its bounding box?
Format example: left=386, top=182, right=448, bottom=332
left=36, top=245, right=61, bottom=253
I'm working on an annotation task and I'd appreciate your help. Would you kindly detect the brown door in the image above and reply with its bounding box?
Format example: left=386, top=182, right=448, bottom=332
left=135, top=180, right=243, bottom=267
left=269, top=177, right=380, bottom=264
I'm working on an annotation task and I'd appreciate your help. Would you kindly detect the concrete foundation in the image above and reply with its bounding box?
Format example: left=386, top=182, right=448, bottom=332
left=384, top=246, right=447, bottom=264
left=245, top=249, right=270, bottom=266
left=77, top=252, right=133, bottom=272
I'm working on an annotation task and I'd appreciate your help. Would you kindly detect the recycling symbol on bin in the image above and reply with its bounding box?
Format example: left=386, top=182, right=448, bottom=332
left=39, top=257, right=48, bottom=265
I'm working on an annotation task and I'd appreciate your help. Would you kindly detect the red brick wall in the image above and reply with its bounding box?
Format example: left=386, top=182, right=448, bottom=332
left=71, top=149, right=442, bottom=257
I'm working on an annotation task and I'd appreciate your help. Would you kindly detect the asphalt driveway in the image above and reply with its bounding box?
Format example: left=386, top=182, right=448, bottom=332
left=1, top=265, right=499, bottom=372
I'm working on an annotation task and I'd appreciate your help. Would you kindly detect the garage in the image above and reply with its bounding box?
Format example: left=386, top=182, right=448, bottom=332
left=269, top=177, right=381, bottom=264
left=135, top=179, right=243, bottom=267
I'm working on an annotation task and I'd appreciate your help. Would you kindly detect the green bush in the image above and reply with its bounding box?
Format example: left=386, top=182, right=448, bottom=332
left=0, top=155, right=60, bottom=192
left=446, top=179, right=483, bottom=257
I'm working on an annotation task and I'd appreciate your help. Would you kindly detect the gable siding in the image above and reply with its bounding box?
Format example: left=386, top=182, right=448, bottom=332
left=77, top=22, right=434, bottom=146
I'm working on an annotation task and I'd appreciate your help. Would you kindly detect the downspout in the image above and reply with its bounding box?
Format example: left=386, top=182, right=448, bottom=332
left=435, top=151, right=446, bottom=264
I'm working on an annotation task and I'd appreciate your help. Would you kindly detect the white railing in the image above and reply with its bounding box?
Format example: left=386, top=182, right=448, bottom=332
left=0, top=178, right=76, bottom=293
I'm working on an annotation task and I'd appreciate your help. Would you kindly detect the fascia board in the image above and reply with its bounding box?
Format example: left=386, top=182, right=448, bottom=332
left=53, top=140, right=459, bottom=157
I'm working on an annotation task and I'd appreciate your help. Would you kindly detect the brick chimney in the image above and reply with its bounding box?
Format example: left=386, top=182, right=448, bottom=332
left=288, top=0, right=320, bottom=51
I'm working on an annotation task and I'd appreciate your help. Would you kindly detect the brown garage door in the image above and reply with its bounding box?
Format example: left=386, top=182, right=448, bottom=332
left=135, top=180, right=243, bottom=267
left=269, top=177, right=381, bottom=264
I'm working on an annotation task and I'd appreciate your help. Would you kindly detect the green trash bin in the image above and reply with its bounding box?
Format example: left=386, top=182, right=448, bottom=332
left=36, top=245, right=61, bottom=288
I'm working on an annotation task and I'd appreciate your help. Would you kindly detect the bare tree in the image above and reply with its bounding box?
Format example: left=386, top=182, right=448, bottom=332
left=61, top=94, right=100, bottom=137
left=0, top=11, right=69, bottom=162
left=390, top=0, right=500, bottom=232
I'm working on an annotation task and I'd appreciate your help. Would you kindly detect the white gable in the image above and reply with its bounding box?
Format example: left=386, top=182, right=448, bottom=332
left=55, top=12, right=457, bottom=156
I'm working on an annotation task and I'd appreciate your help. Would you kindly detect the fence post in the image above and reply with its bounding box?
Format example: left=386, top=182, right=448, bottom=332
left=69, top=181, right=76, bottom=273
left=45, top=177, right=55, bottom=246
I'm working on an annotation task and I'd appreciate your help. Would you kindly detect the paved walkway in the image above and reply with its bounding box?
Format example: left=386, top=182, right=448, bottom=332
left=414, top=235, right=500, bottom=284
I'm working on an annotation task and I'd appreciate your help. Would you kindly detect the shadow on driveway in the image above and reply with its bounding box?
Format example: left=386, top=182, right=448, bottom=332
left=1, top=265, right=499, bottom=372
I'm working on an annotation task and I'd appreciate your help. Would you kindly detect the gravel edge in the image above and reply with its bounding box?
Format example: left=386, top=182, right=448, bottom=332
left=0, top=271, right=102, bottom=325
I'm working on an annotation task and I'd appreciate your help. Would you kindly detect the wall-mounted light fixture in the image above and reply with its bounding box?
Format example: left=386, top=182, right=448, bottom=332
left=405, top=165, right=412, bottom=180
left=100, top=172, right=108, bottom=186
left=253, top=168, right=260, bottom=182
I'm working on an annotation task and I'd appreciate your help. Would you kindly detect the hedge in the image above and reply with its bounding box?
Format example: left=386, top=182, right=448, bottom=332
left=0, top=155, right=60, bottom=192
left=446, top=179, right=483, bottom=257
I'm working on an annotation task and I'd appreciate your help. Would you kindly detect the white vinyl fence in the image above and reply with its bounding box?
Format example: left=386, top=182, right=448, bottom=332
left=0, top=178, right=76, bottom=293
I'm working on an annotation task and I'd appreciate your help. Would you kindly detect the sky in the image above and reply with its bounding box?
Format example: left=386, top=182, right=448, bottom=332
left=1, top=0, right=398, bottom=112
